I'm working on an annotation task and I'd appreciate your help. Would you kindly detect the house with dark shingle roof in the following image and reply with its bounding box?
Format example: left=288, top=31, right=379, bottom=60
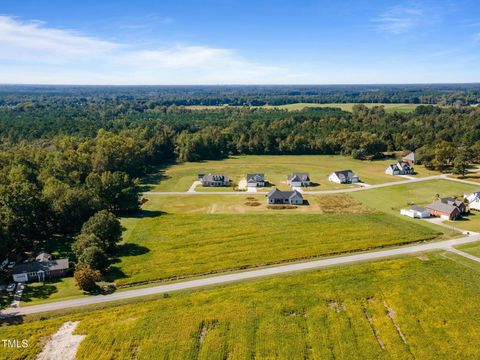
left=201, top=174, right=230, bottom=187
left=287, top=173, right=310, bottom=187
left=386, top=161, right=414, bottom=176
left=266, top=188, right=304, bottom=205
left=246, top=173, right=265, bottom=187
left=328, top=170, right=359, bottom=184
left=440, top=197, right=467, bottom=214
left=12, top=256, right=69, bottom=283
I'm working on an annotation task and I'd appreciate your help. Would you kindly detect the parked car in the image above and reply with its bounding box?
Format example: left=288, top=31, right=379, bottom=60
left=7, top=262, right=15, bottom=270
left=6, top=283, right=16, bottom=292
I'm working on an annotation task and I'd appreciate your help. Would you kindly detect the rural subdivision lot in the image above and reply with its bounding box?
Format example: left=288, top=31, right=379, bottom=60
left=3, top=154, right=480, bottom=359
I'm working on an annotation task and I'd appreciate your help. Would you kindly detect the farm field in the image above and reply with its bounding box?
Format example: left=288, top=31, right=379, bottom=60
left=3, top=252, right=480, bottom=359
left=146, top=155, right=439, bottom=192
left=185, top=103, right=420, bottom=113
left=109, top=194, right=440, bottom=286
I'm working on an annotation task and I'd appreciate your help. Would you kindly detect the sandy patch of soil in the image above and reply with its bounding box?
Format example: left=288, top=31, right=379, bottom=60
left=36, top=321, right=85, bottom=360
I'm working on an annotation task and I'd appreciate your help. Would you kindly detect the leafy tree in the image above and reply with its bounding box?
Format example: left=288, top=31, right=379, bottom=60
left=72, top=233, right=104, bottom=257
left=77, top=246, right=109, bottom=271
left=80, top=210, right=122, bottom=254
left=452, top=148, right=470, bottom=177
left=74, top=265, right=101, bottom=291
left=433, top=141, right=454, bottom=171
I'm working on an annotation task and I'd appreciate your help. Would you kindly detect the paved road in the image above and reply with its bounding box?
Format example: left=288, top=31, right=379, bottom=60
left=3, top=233, right=480, bottom=317
left=144, top=174, right=457, bottom=196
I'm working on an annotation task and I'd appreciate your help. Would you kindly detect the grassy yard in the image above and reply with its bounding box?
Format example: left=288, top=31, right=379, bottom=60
left=146, top=155, right=439, bottom=192
left=20, top=278, right=84, bottom=307
left=351, top=179, right=477, bottom=216
left=4, top=252, right=480, bottom=359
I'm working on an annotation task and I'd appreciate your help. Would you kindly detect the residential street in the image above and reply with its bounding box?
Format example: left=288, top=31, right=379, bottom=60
left=144, top=174, right=476, bottom=196
left=2, top=232, right=480, bottom=318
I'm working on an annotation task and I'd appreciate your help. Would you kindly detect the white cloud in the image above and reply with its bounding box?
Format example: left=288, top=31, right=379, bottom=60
left=374, top=5, right=425, bottom=34
left=0, top=15, right=292, bottom=84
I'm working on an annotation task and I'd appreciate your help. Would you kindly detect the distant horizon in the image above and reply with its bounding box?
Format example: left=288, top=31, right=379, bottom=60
left=1, top=82, right=480, bottom=87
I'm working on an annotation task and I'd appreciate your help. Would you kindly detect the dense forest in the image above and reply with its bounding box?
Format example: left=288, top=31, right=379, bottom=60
left=1, top=86, right=480, bottom=264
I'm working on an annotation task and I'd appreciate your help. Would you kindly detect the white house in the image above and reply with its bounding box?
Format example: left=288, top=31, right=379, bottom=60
left=400, top=206, right=430, bottom=219
left=328, top=170, right=359, bottom=184
left=465, top=190, right=480, bottom=210
left=385, top=161, right=414, bottom=176
left=287, top=173, right=311, bottom=187
left=246, top=173, right=265, bottom=187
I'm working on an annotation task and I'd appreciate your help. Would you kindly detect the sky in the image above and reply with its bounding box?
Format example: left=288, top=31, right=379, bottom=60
left=0, top=0, right=479, bottom=85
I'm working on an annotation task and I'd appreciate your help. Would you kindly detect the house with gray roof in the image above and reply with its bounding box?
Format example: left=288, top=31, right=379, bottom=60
left=328, top=170, right=360, bottom=184
left=386, top=161, right=414, bottom=176
left=287, top=173, right=311, bottom=187
left=266, top=188, right=304, bottom=205
left=439, top=197, right=467, bottom=214
left=426, top=200, right=462, bottom=220
left=201, top=174, right=230, bottom=187
left=246, top=173, right=265, bottom=187
left=12, top=256, right=69, bottom=283
left=464, top=189, right=480, bottom=210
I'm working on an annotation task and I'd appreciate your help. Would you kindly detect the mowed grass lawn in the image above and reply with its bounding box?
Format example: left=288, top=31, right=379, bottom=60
left=5, top=253, right=480, bottom=359
left=351, top=179, right=480, bottom=233
left=147, top=155, right=439, bottom=192
left=112, top=198, right=439, bottom=286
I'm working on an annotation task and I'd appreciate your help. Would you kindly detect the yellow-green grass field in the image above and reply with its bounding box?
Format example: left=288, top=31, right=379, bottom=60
left=3, top=252, right=480, bottom=359
left=146, top=155, right=439, bottom=192
left=110, top=195, right=440, bottom=286
left=185, top=103, right=420, bottom=113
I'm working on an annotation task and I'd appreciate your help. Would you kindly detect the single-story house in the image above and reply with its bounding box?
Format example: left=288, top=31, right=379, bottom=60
left=12, top=255, right=69, bottom=283
left=402, top=151, right=416, bottom=165
left=464, top=190, right=480, bottom=211
left=287, top=173, right=311, bottom=187
left=266, top=188, right=304, bottom=205
left=328, top=170, right=360, bottom=184
left=426, top=200, right=461, bottom=220
left=400, top=206, right=430, bottom=218
left=201, top=174, right=230, bottom=187
left=246, top=173, right=265, bottom=187
left=440, top=197, right=467, bottom=214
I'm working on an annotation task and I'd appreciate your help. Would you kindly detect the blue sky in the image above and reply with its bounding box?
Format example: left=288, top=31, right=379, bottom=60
left=0, top=0, right=479, bottom=84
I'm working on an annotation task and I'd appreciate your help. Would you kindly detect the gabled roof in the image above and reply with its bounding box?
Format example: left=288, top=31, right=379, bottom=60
left=402, top=151, right=416, bottom=161
left=35, top=252, right=52, bottom=262
left=246, top=173, right=265, bottom=182
left=288, top=173, right=310, bottom=181
left=440, top=197, right=464, bottom=208
left=12, top=259, right=69, bottom=275
left=387, top=164, right=399, bottom=171
left=202, top=174, right=229, bottom=182
left=397, top=161, right=412, bottom=168
left=332, top=170, right=358, bottom=180
left=267, top=188, right=303, bottom=200
left=426, top=200, right=460, bottom=215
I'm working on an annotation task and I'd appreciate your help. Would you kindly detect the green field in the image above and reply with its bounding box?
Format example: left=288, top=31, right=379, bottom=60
left=4, top=252, right=480, bottom=359
left=351, top=179, right=477, bottom=216
left=110, top=193, right=440, bottom=286
left=20, top=278, right=84, bottom=306
left=146, top=155, right=439, bottom=192
left=185, top=103, right=420, bottom=113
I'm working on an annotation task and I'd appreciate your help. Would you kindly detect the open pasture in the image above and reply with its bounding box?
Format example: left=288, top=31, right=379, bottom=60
left=4, top=253, right=480, bottom=359
left=146, top=155, right=439, bottom=192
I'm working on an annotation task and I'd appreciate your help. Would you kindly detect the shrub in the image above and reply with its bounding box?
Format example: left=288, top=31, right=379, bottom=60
left=77, top=245, right=109, bottom=271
